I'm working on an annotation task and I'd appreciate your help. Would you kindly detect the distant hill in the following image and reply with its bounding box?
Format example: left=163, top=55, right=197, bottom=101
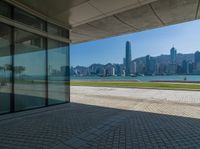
left=133, top=53, right=194, bottom=64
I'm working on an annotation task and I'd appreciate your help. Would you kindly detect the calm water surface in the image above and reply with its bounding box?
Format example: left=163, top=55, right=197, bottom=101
left=71, top=75, right=200, bottom=81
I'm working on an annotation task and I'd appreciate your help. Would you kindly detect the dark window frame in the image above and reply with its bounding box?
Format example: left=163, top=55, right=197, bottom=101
left=0, top=2, right=70, bottom=115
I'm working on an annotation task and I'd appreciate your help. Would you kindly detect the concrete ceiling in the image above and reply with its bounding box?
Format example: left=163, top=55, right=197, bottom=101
left=12, top=0, right=200, bottom=44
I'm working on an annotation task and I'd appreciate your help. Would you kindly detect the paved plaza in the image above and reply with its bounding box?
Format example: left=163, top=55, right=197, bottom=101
left=0, top=86, right=200, bottom=148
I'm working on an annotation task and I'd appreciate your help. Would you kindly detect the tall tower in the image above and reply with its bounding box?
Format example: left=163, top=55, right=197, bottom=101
left=146, top=55, right=151, bottom=74
left=125, top=41, right=132, bottom=76
left=194, top=51, right=200, bottom=63
left=194, top=51, right=200, bottom=73
left=170, top=47, right=177, bottom=64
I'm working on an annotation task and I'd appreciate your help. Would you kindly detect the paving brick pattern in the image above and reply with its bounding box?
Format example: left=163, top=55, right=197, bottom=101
left=0, top=86, right=200, bottom=148
left=0, top=104, right=120, bottom=149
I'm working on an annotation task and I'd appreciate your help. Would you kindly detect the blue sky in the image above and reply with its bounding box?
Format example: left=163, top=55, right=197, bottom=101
left=70, top=20, right=200, bottom=67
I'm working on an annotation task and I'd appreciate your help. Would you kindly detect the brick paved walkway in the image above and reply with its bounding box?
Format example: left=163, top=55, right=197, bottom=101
left=0, top=87, right=200, bottom=148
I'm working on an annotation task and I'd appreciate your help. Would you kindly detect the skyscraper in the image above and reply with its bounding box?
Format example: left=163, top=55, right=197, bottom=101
left=182, top=60, right=189, bottom=74
left=194, top=51, right=200, bottom=73
left=131, top=61, right=137, bottom=74
left=123, top=58, right=126, bottom=68
left=149, top=58, right=156, bottom=74
left=145, top=55, right=156, bottom=75
left=170, top=47, right=177, bottom=64
left=146, top=55, right=151, bottom=74
left=125, top=41, right=132, bottom=76
left=194, top=51, right=200, bottom=63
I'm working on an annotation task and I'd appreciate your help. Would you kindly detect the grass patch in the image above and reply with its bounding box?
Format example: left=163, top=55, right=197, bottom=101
left=71, top=81, right=200, bottom=90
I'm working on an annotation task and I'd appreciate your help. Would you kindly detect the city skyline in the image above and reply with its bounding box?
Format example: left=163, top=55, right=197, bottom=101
left=71, top=46, right=199, bottom=67
left=71, top=19, right=200, bottom=67
left=71, top=42, right=200, bottom=77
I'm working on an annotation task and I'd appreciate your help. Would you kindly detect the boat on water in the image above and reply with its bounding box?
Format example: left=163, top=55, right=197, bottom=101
left=130, top=74, right=137, bottom=77
left=138, top=74, right=144, bottom=77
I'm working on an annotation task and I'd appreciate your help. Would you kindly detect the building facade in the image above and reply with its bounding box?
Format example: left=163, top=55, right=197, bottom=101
left=170, top=47, right=177, bottom=64
left=125, top=41, right=132, bottom=76
left=194, top=51, right=200, bottom=63
left=194, top=51, right=200, bottom=74
left=131, top=61, right=137, bottom=74
left=0, top=1, right=70, bottom=114
left=145, top=55, right=151, bottom=74
left=145, top=55, right=156, bottom=75
left=182, top=60, right=189, bottom=74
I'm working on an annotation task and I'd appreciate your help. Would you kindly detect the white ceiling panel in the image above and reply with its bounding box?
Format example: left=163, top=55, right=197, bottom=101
left=72, top=24, right=108, bottom=37
left=88, top=16, right=134, bottom=34
left=68, top=2, right=103, bottom=24
left=70, top=31, right=93, bottom=43
left=138, top=0, right=159, bottom=5
left=151, top=0, right=198, bottom=25
left=116, top=5, right=162, bottom=30
left=89, top=0, right=139, bottom=14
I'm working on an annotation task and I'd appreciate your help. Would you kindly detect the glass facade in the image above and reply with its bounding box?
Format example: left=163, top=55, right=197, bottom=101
left=0, top=1, right=11, bottom=18
left=47, top=23, right=69, bottom=38
left=14, top=8, right=45, bottom=31
left=0, top=23, right=12, bottom=114
left=14, top=29, right=46, bottom=111
left=48, top=39, right=70, bottom=105
left=0, top=2, right=70, bottom=114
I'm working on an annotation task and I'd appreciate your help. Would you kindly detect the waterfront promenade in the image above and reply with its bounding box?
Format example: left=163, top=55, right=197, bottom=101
left=71, top=86, right=200, bottom=106
left=71, top=86, right=200, bottom=118
left=0, top=86, right=199, bottom=148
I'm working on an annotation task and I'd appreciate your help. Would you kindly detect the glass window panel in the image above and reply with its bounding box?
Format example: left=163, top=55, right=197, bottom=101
left=0, top=1, right=11, bottom=18
left=48, top=39, right=69, bottom=105
left=47, top=23, right=69, bottom=38
left=0, top=23, right=11, bottom=114
left=14, top=8, right=45, bottom=31
left=14, top=29, right=46, bottom=111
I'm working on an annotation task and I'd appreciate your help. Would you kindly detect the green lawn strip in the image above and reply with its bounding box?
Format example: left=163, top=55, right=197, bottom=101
left=70, top=81, right=200, bottom=90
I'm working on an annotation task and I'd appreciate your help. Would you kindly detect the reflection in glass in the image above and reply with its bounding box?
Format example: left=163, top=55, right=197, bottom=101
left=14, top=8, right=45, bottom=31
left=0, top=23, right=11, bottom=114
left=0, top=1, right=11, bottom=18
left=48, top=39, right=69, bottom=105
left=14, top=29, right=46, bottom=111
left=0, top=1, right=70, bottom=113
left=47, top=23, right=69, bottom=38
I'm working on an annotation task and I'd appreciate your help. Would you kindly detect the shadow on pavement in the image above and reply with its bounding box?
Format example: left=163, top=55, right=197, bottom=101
left=0, top=102, right=199, bottom=148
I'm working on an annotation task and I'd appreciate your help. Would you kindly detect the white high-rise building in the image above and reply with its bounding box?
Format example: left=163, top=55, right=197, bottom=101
left=131, top=61, right=137, bottom=74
